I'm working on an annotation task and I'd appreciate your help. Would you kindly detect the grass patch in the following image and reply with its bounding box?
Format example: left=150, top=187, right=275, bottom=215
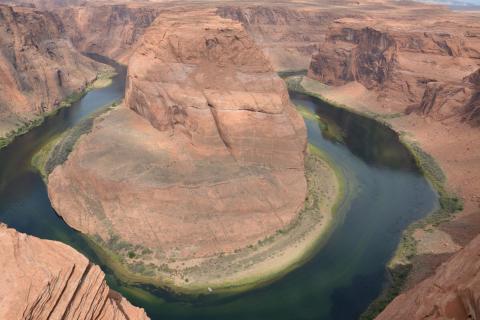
left=31, top=100, right=120, bottom=180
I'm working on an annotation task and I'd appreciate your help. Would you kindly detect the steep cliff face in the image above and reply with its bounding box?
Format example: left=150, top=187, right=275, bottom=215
left=46, top=9, right=307, bottom=289
left=56, top=4, right=160, bottom=63
left=0, top=224, right=149, bottom=320
left=308, top=21, right=480, bottom=121
left=310, top=27, right=397, bottom=88
left=0, top=4, right=104, bottom=137
left=217, top=5, right=335, bottom=71
left=376, top=233, right=480, bottom=320
left=410, top=68, right=480, bottom=123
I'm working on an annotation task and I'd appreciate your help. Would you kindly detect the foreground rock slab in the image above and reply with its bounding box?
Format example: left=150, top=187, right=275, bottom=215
left=0, top=224, right=149, bottom=320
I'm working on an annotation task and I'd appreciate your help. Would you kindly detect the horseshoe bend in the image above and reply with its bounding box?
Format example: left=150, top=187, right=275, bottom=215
left=45, top=10, right=331, bottom=293
left=0, top=0, right=479, bottom=319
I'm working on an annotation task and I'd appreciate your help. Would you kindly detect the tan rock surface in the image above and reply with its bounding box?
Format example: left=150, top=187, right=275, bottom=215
left=0, top=4, right=106, bottom=138
left=0, top=224, right=149, bottom=320
left=46, top=10, right=307, bottom=290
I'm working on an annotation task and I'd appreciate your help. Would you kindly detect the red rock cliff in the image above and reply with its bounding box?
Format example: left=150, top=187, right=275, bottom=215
left=0, top=4, right=105, bottom=137
left=0, top=224, right=149, bottom=320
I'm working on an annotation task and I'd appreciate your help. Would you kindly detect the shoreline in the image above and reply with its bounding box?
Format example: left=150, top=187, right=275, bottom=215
left=0, top=67, right=116, bottom=150
left=284, top=74, right=464, bottom=319
left=40, top=138, right=349, bottom=297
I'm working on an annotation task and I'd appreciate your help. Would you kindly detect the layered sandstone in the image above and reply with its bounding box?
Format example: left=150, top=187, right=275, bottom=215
left=0, top=224, right=149, bottom=320
left=46, top=10, right=307, bottom=290
left=0, top=4, right=106, bottom=138
left=55, top=4, right=161, bottom=63
left=308, top=20, right=480, bottom=120
left=217, top=5, right=332, bottom=71
left=376, top=233, right=480, bottom=320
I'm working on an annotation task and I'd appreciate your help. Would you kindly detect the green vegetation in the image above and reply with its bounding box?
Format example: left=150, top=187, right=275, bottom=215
left=31, top=100, right=120, bottom=180
left=277, top=69, right=308, bottom=78
left=0, top=117, right=44, bottom=149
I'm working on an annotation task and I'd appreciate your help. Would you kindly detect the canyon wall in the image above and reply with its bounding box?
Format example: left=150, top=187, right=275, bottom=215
left=308, top=19, right=480, bottom=122
left=0, top=4, right=104, bottom=138
left=55, top=4, right=160, bottom=63
left=46, top=9, right=307, bottom=288
left=217, top=5, right=335, bottom=71
left=0, top=224, right=149, bottom=320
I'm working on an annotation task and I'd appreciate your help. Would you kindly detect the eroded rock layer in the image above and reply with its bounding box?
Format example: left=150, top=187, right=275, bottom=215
left=308, top=13, right=480, bottom=122
left=0, top=224, right=149, bottom=320
left=0, top=4, right=105, bottom=137
left=47, top=10, right=307, bottom=286
left=55, top=4, right=161, bottom=63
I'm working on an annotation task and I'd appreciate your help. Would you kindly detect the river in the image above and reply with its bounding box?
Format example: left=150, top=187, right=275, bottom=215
left=0, top=59, right=437, bottom=320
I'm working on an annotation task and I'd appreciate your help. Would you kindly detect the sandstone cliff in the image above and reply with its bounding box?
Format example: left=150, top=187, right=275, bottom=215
left=376, top=233, right=480, bottom=320
left=46, top=9, right=307, bottom=290
left=0, top=224, right=149, bottom=320
left=55, top=4, right=160, bottom=63
left=217, top=5, right=334, bottom=71
left=308, top=18, right=480, bottom=122
left=0, top=4, right=105, bottom=138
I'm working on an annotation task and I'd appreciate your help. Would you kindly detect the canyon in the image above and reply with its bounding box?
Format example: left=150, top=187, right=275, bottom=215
left=0, top=0, right=478, bottom=319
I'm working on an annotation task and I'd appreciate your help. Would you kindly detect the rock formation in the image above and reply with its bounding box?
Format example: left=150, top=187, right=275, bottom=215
left=55, top=4, right=160, bottom=63
left=217, top=5, right=334, bottom=71
left=308, top=16, right=480, bottom=121
left=46, top=9, right=307, bottom=289
left=0, top=4, right=105, bottom=138
left=0, top=224, right=149, bottom=320
left=376, top=233, right=480, bottom=320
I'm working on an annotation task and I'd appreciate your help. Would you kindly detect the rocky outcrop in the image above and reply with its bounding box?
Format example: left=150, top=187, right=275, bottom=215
left=310, top=27, right=397, bottom=88
left=0, top=224, right=149, bottom=320
left=0, top=4, right=105, bottom=137
left=55, top=4, right=160, bottom=63
left=46, top=9, right=307, bottom=289
left=376, top=233, right=480, bottom=320
left=409, top=68, right=480, bottom=123
left=308, top=20, right=480, bottom=121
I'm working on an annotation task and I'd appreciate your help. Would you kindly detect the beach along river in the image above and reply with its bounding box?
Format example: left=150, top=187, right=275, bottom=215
left=0, top=59, right=437, bottom=320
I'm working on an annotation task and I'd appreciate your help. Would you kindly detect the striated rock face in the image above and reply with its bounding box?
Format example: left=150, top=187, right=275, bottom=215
left=217, top=5, right=335, bottom=71
left=0, top=224, right=149, bottom=320
left=310, top=27, right=397, bottom=88
left=376, top=233, right=480, bottom=320
left=55, top=4, right=160, bottom=63
left=411, top=68, right=480, bottom=123
left=308, top=18, right=480, bottom=122
left=0, top=4, right=104, bottom=137
left=46, top=9, right=306, bottom=285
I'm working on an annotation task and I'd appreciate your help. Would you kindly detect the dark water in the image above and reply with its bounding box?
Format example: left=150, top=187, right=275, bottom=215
left=0, top=61, right=437, bottom=320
